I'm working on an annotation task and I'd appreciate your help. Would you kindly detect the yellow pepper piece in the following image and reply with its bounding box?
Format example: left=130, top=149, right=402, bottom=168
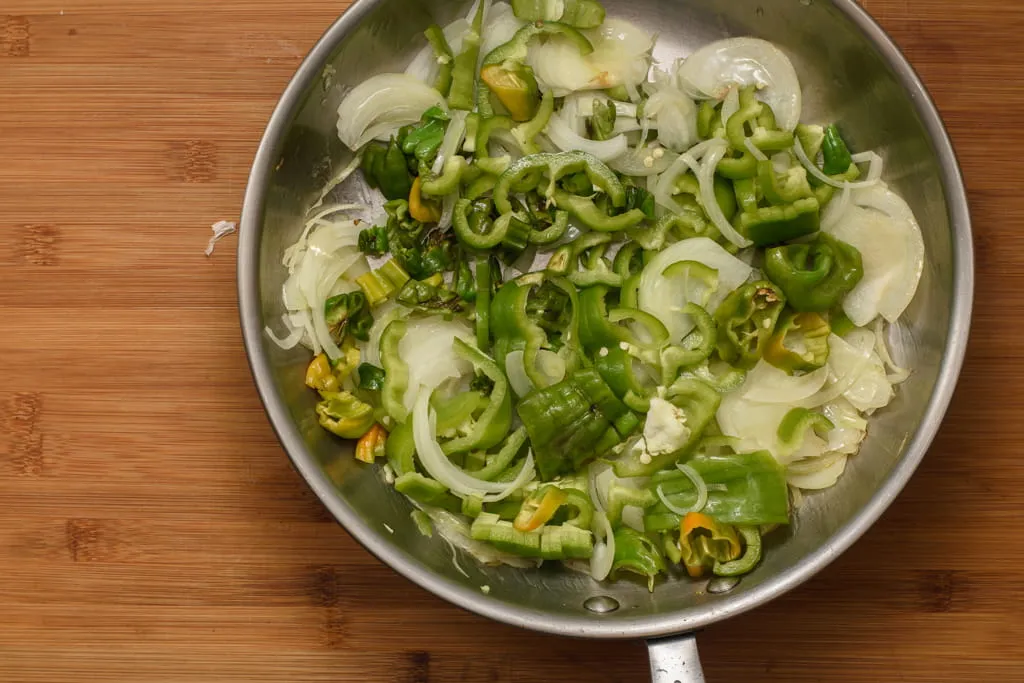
left=679, top=512, right=742, bottom=578
left=409, top=177, right=442, bottom=223
left=305, top=354, right=339, bottom=393
left=355, top=424, right=388, bottom=464
left=481, top=65, right=539, bottom=122
left=514, top=486, right=569, bottom=532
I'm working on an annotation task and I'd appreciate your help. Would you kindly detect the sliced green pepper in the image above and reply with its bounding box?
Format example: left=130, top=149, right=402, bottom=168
left=324, top=290, right=373, bottom=342
left=448, top=0, right=486, bottom=111
left=612, top=528, right=666, bottom=591
left=763, top=233, right=864, bottom=312
left=357, top=363, right=386, bottom=391
left=400, top=106, right=449, bottom=163
left=822, top=124, right=854, bottom=175
left=764, top=311, right=831, bottom=374
left=777, top=407, right=835, bottom=456
left=315, top=391, right=375, bottom=439
left=424, top=25, right=454, bottom=97
left=644, top=451, right=791, bottom=532
left=493, top=151, right=626, bottom=214
left=357, top=225, right=389, bottom=256
left=552, top=189, right=646, bottom=232
left=385, top=419, right=415, bottom=476
left=511, top=0, right=606, bottom=27
left=589, top=98, right=617, bottom=140
left=379, top=319, right=410, bottom=422
left=736, top=196, right=821, bottom=246
left=442, top=338, right=513, bottom=454
left=757, top=160, right=813, bottom=206
left=475, top=255, right=492, bottom=348
left=362, top=137, right=412, bottom=200
left=713, top=281, right=786, bottom=370
left=713, top=526, right=763, bottom=577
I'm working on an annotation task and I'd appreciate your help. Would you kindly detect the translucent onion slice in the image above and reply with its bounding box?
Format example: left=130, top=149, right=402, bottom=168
left=264, top=314, right=304, bottom=350
left=480, top=1, right=523, bottom=59
left=336, top=74, right=446, bottom=150
left=787, top=452, right=848, bottom=490
left=742, top=360, right=830, bottom=404
left=638, top=237, right=753, bottom=342
left=432, top=110, right=469, bottom=175
left=413, top=387, right=535, bottom=500
left=610, top=146, right=677, bottom=177
left=825, top=185, right=925, bottom=326
left=793, top=137, right=884, bottom=190
left=589, top=510, right=615, bottom=581
left=504, top=350, right=534, bottom=397
left=400, top=318, right=475, bottom=412
left=698, top=141, right=754, bottom=247
left=644, top=89, right=698, bottom=153
left=546, top=111, right=629, bottom=161
left=678, top=37, right=802, bottom=131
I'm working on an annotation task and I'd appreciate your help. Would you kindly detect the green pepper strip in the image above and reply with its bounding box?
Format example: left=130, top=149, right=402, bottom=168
left=491, top=273, right=580, bottom=390
left=732, top=177, right=758, bottom=215
left=471, top=426, right=528, bottom=481
left=481, top=21, right=594, bottom=68
left=475, top=256, right=492, bottom=349
left=611, top=527, right=667, bottom=591
left=470, top=512, right=594, bottom=559
left=595, top=346, right=652, bottom=413
left=757, top=160, right=813, bottom=206
left=553, top=189, right=647, bottom=232
left=764, top=233, right=864, bottom=312
left=447, top=0, right=486, bottom=111
left=424, top=25, right=454, bottom=97
left=612, top=378, right=722, bottom=478
left=764, top=311, right=831, bottom=375
left=511, top=0, right=606, bottom=27
left=420, top=155, right=468, bottom=196
left=796, top=124, right=825, bottom=161
left=713, top=526, right=763, bottom=577
left=453, top=198, right=528, bottom=250
left=613, top=242, right=645, bottom=279
left=713, top=281, right=786, bottom=370
left=644, top=451, right=791, bottom=531
left=379, top=320, right=410, bottom=423
left=528, top=210, right=570, bottom=245
left=604, top=484, right=657, bottom=526
left=385, top=419, right=415, bottom=476
left=514, top=89, right=554, bottom=155
left=442, top=338, right=513, bottom=454
left=736, top=196, right=821, bottom=247
left=475, top=116, right=513, bottom=158
left=517, top=369, right=636, bottom=480
left=822, top=124, right=854, bottom=175
left=777, top=407, right=835, bottom=456
left=493, top=151, right=627, bottom=215
left=659, top=303, right=717, bottom=385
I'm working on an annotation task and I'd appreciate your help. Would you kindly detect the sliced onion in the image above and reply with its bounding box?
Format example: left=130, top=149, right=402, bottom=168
left=678, top=37, right=801, bottom=131
left=406, top=18, right=470, bottom=85
left=821, top=185, right=852, bottom=230
left=652, top=138, right=719, bottom=212
left=793, top=136, right=883, bottom=190
left=480, top=1, right=523, bottom=58
left=413, top=387, right=534, bottom=500
left=336, top=74, right=446, bottom=150
left=589, top=510, right=615, bottom=581
left=609, top=146, right=676, bottom=176
left=504, top=350, right=534, bottom=397
left=264, top=314, right=304, bottom=350
left=787, top=452, right=848, bottom=490
left=698, top=142, right=753, bottom=247
left=431, top=110, right=469, bottom=175
left=796, top=334, right=881, bottom=409
left=824, top=185, right=925, bottom=326
left=720, top=86, right=740, bottom=129
left=873, top=319, right=911, bottom=384
left=362, top=301, right=403, bottom=367
left=638, top=237, right=753, bottom=342
left=744, top=137, right=769, bottom=162
left=657, top=463, right=709, bottom=515
left=742, top=360, right=829, bottom=403
left=528, top=18, right=653, bottom=96
left=546, top=112, right=629, bottom=161
left=400, top=318, right=475, bottom=412
left=644, top=89, right=698, bottom=153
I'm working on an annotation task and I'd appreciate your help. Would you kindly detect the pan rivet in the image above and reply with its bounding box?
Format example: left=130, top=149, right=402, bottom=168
left=583, top=595, right=620, bottom=614
left=706, top=576, right=741, bottom=594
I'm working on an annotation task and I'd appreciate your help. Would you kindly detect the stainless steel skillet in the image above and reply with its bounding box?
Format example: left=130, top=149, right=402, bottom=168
left=237, top=0, right=973, bottom=678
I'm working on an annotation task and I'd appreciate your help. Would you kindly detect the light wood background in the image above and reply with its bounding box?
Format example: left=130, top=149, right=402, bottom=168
left=0, top=1, right=1020, bottom=681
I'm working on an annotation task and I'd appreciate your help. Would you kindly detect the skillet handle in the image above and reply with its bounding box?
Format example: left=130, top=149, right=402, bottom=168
left=647, top=633, right=705, bottom=683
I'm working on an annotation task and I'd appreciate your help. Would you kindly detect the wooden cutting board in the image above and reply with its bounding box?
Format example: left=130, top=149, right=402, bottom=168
left=0, top=1, right=1020, bottom=680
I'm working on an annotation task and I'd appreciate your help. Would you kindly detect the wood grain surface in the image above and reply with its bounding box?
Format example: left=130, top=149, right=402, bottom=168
left=0, top=1, right=1020, bottom=681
